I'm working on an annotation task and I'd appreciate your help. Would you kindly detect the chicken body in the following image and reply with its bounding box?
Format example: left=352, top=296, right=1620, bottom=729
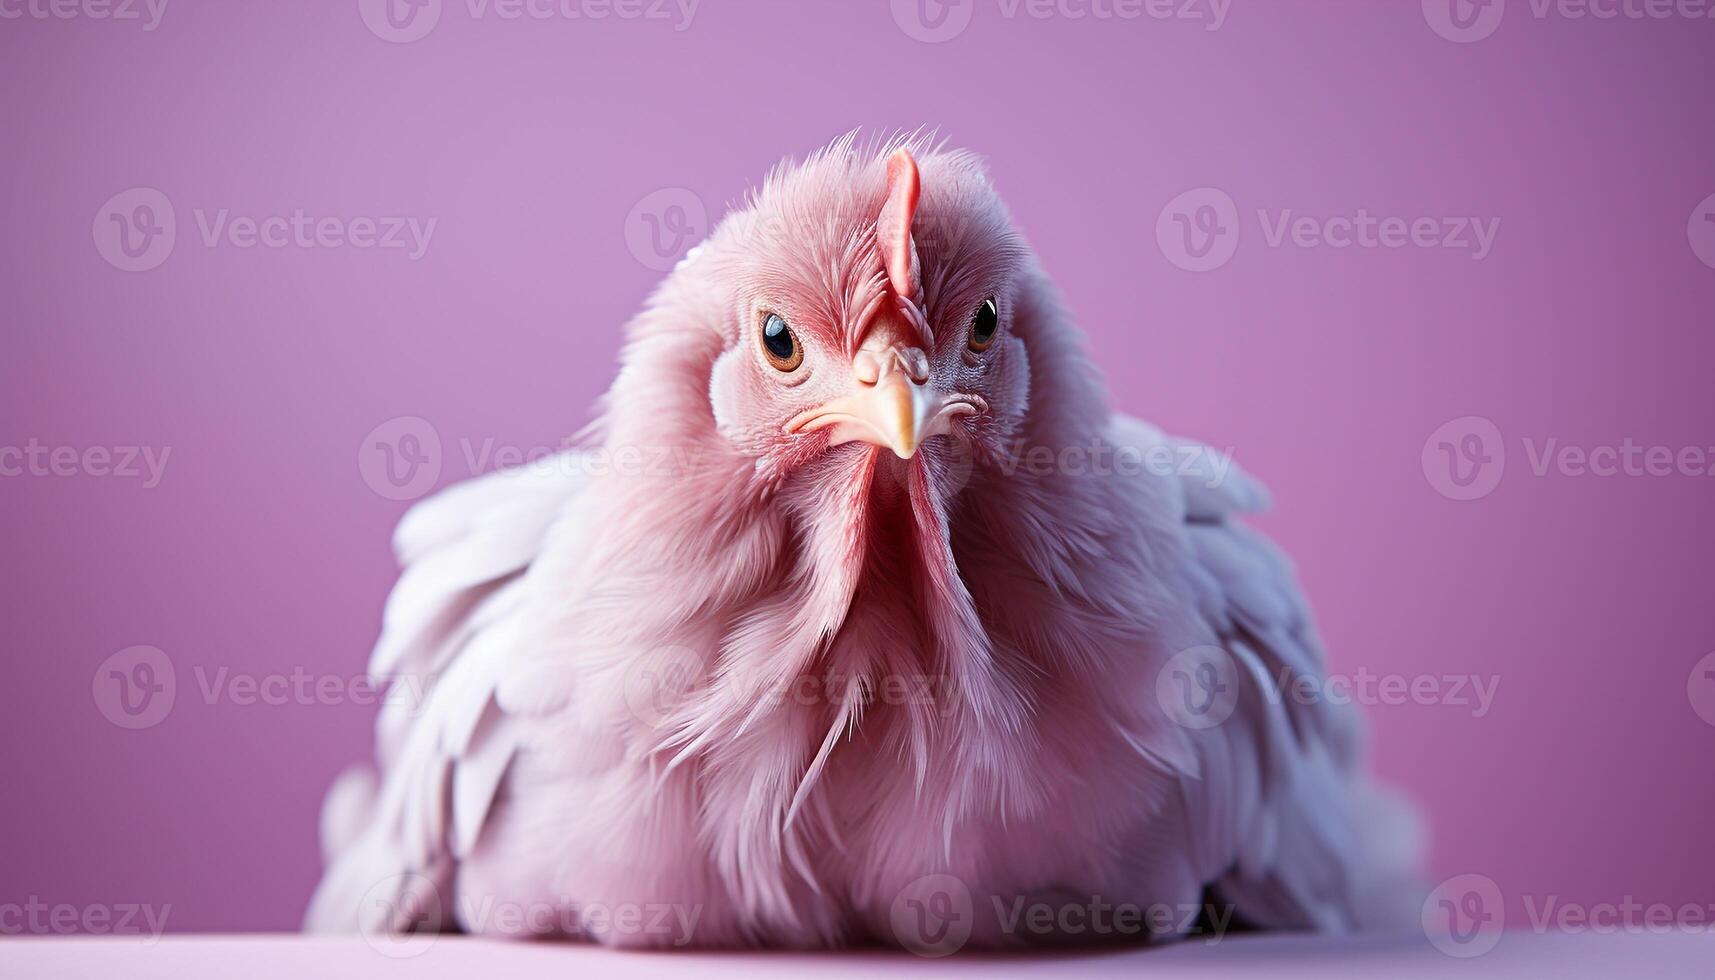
left=307, top=135, right=1420, bottom=951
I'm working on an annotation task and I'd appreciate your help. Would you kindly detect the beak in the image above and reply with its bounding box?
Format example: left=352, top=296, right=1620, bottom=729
left=852, top=370, right=939, bottom=459
left=786, top=356, right=982, bottom=460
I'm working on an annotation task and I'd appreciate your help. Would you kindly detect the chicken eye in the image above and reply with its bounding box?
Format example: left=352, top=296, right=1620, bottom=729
left=760, top=313, right=803, bottom=372
left=968, top=297, right=999, bottom=352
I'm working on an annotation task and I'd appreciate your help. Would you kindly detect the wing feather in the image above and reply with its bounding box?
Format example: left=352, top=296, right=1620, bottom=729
left=304, top=452, right=589, bottom=933
left=1111, top=414, right=1422, bottom=932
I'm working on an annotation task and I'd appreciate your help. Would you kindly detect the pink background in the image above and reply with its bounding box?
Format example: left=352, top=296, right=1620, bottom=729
left=3, top=0, right=1712, bottom=936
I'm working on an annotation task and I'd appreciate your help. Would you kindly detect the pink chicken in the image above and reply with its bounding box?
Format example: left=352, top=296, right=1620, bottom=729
left=307, top=134, right=1421, bottom=951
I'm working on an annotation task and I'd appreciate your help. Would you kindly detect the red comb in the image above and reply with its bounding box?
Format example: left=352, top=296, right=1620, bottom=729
left=877, top=148, right=921, bottom=303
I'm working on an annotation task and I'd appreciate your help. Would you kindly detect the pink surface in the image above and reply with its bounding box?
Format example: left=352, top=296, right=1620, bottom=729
left=3, top=933, right=1710, bottom=980
left=1, top=0, right=1712, bottom=942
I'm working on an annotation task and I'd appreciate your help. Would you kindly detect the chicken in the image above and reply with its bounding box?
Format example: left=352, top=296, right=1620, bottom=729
left=306, top=134, right=1422, bottom=951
